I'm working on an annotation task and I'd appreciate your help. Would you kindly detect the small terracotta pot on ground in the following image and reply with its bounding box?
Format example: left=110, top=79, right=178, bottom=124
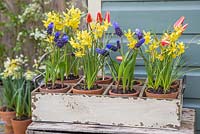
left=0, top=107, right=16, bottom=134
left=11, top=118, right=32, bottom=134
left=95, top=76, right=113, bottom=84
left=39, top=84, right=70, bottom=93
left=145, top=89, right=179, bottom=99
left=72, top=84, right=104, bottom=95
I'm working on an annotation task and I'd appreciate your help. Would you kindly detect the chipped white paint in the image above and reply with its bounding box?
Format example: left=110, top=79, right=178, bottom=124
left=32, top=93, right=181, bottom=129
left=27, top=109, right=195, bottom=134
left=88, top=0, right=101, bottom=18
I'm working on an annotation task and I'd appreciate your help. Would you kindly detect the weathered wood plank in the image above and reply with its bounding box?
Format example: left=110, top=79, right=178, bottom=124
left=27, top=108, right=195, bottom=134
left=32, top=80, right=182, bottom=129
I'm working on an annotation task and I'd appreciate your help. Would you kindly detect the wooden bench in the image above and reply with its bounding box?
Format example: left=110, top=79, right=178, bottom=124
left=27, top=108, right=195, bottom=134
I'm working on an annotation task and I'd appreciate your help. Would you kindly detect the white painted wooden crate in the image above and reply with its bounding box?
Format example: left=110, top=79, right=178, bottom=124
left=31, top=78, right=183, bottom=130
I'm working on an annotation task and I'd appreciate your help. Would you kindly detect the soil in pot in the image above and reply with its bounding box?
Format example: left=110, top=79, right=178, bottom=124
left=56, top=74, right=81, bottom=84
left=72, top=84, right=104, bottom=95
left=11, top=117, right=32, bottom=134
left=109, top=88, right=140, bottom=97
left=145, top=86, right=179, bottom=99
left=95, top=76, right=113, bottom=84
left=0, top=107, right=16, bottom=134
left=39, top=83, right=70, bottom=93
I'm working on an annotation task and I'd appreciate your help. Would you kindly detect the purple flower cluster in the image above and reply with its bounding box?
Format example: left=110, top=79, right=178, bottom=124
left=135, top=28, right=145, bottom=48
left=53, top=32, right=68, bottom=48
left=113, top=22, right=123, bottom=37
left=96, top=40, right=121, bottom=56
left=47, top=22, right=54, bottom=35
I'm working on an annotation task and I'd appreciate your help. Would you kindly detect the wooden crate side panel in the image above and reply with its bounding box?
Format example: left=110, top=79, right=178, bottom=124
left=32, top=93, right=180, bottom=129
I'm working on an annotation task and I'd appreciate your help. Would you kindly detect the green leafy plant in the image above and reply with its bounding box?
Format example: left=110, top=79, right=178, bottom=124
left=106, top=24, right=145, bottom=93
left=0, top=55, right=35, bottom=115
left=140, top=16, right=188, bottom=93
left=69, top=12, right=112, bottom=90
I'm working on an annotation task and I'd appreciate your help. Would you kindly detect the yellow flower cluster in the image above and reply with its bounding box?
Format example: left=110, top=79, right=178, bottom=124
left=90, top=21, right=111, bottom=40
left=63, top=6, right=82, bottom=30
left=43, top=6, right=82, bottom=31
left=43, top=11, right=64, bottom=31
left=144, top=27, right=186, bottom=61
left=124, top=29, right=137, bottom=49
left=1, top=57, right=25, bottom=79
left=69, top=30, right=92, bottom=57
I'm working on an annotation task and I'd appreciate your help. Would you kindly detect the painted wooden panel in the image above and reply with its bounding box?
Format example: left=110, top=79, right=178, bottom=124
left=102, top=1, right=200, bottom=34
left=31, top=80, right=183, bottom=130
left=27, top=108, right=195, bottom=134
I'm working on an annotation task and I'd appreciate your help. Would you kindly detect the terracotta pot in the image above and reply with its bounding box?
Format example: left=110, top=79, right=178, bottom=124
left=56, top=77, right=81, bottom=84
left=95, top=76, right=113, bottom=84
left=170, top=80, right=180, bottom=89
left=72, top=85, right=104, bottom=95
left=145, top=89, right=179, bottom=99
left=11, top=118, right=32, bottom=134
left=109, top=89, right=140, bottom=97
left=0, top=107, right=16, bottom=134
left=39, top=84, right=70, bottom=93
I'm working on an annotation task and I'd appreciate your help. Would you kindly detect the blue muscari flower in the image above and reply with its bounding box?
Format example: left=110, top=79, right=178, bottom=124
left=135, top=28, right=143, bottom=40
left=116, top=40, right=121, bottom=49
left=56, top=39, right=64, bottom=48
left=113, top=22, right=123, bottom=37
left=96, top=48, right=109, bottom=56
left=135, top=38, right=145, bottom=48
left=61, top=34, right=68, bottom=44
left=106, top=44, right=118, bottom=52
left=54, top=32, right=60, bottom=42
left=47, top=22, right=54, bottom=35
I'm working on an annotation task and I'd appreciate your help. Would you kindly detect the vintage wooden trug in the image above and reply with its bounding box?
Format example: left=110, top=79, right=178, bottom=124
left=31, top=78, right=183, bottom=130
left=27, top=108, right=195, bottom=134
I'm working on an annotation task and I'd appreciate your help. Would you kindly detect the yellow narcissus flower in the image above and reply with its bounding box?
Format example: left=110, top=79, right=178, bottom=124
left=75, top=51, right=85, bottom=57
left=63, top=6, right=82, bottom=30
left=149, top=41, right=158, bottom=51
left=156, top=54, right=164, bottom=61
left=69, top=38, right=80, bottom=49
left=168, top=42, right=177, bottom=56
left=24, top=70, right=35, bottom=80
left=143, top=31, right=151, bottom=44
left=125, top=29, right=134, bottom=41
left=93, top=23, right=104, bottom=39
left=177, top=42, right=185, bottom=55
left=125, top=29, right=137, bottom=49
left=103, top=21, right=112, bottom=31
left=77, top=30, right=92, bottom=48
left=45, top=35, right=54, bottom=43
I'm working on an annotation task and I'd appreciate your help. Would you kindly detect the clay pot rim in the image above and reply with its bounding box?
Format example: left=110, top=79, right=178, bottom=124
left=95, top=75, right=113, bottom=84
left=11, top=118, right=32, bottom=122
left=56, top=76, right=82, bottom=83
left=145, top=87, right=178, bottom=95
left=145, top=88, right=179, bottom=99
left=40, top=83, right=70, bottom=91
left=72, top=84, right=103, bottom=91
left=109, top=88, right=140, bottom=97
left=0, top=106, right=15, bottom=113
left=72, top=85, right=104, bottom=95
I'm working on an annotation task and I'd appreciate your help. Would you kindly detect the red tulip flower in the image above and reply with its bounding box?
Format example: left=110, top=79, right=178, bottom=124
left=116, top=56, right=123, bottom=62
left=174, top=16, right=185, bottom=28
left=173, top=16, right=188, bottom=33
left=96, top=12, right=103, bottom=23
left=161, top=40, right=170, bottom=47
left=105, top=11, right=110, bottom=23
left=86, top=13, right=92, bottom=23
